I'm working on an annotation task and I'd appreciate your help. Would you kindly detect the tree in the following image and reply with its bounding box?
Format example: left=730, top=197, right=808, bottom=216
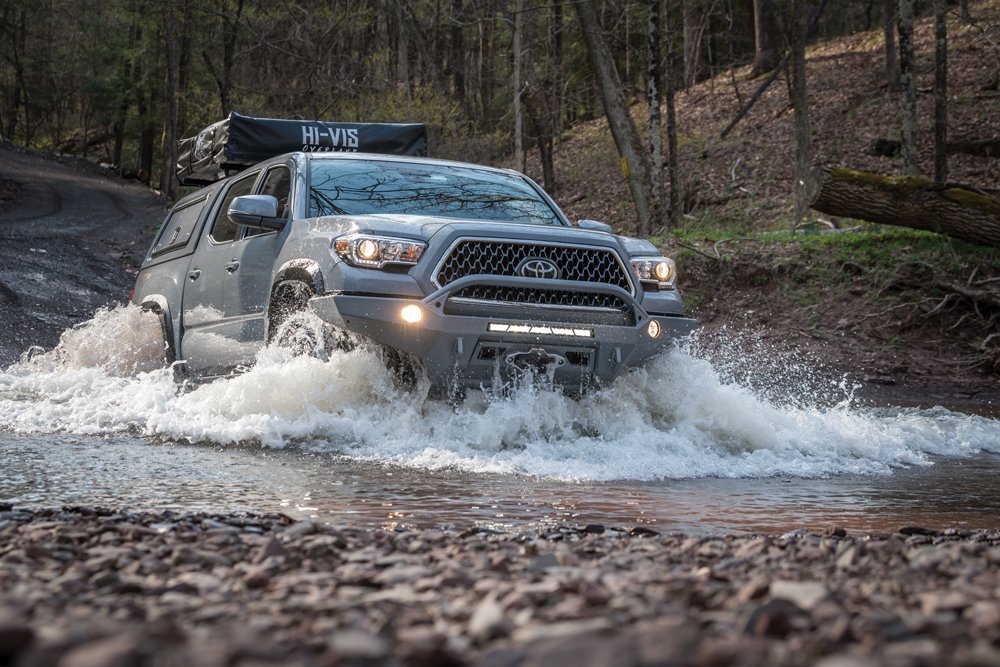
left=752, top=0, right=781, bottom=76
left=933, top=0, right=948, bottom=184
left=512, top=0, right=524, bottom=173
left=648, top=0, right=663, bottom=226
left=575, top=0, right=657, bottom=235
left=789, top=0, right=811, bottom=219
left=682, top=0, right=703, bottom=88
left=664, top=3, right=680, bottom=226
left=883, top=0, right=900, bottom=92
left=897, top=0, right=917, bottom=176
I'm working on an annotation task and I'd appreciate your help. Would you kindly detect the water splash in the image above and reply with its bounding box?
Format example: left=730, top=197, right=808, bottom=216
left=1, top=305, right=997, bottom=481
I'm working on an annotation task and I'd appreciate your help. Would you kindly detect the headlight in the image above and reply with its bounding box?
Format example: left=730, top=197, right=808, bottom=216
left=333, top=234, right=426, bottom=269
left=631, top=257, right=677, bottom=290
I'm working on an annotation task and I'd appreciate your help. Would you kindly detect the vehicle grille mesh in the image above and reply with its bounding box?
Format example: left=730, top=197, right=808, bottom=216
left=453, top=286, right=628, bottom=311
left=435, top=240, right=632, bottom=293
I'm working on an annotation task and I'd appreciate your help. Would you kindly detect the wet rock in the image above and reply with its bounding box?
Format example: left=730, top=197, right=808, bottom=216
left=583, top=524, right=605, bottom=534
left=628, top=526, right=659, bottom=537
left=898, top=526, right=941, bottom=537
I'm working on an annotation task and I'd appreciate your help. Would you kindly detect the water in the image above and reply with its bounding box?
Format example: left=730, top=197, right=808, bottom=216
left=1, top=305, right=999, bottom=534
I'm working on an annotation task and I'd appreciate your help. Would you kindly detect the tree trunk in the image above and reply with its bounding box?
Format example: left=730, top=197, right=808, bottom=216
left=575, top=0, right=656, bottom=236
left=897, top=0, right=917, bottom=176
left=665, top=7, right=680, bottom=226
left=959, top=0, right=971, bottom=22
left=512, top=0, right=524, bottom=173
left=478, top=1, right=495, bottom=131
left=752, top=0, right=781, bottom=76
left=682, top=0, right=703, bottom=88
left=789, top=0, right=811, bottom=219
left=648, top=0, right=663, bottom=228
left=549, top=0, right=563, bottom=136
left=450, top=0, right=465, bottom=105
left=933, top=0, right=948, bottom=184
left=161, top=0, right=180, bottom=199
left=808, top=165, right=1000, bottom=247
left=883, top=0, right=900, bottom=92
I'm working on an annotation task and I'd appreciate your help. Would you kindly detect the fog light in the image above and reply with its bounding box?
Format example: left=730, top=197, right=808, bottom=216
left=647, top=320, right=661, bottom=338
left=401, top=304, right=423, bottom=324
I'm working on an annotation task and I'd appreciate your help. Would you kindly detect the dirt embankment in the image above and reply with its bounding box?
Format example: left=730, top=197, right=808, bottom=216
left=2, top=507, right=999, bottom=667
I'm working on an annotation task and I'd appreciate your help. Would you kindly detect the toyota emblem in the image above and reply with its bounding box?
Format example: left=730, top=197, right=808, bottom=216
left=517, top=257, right=560, bottom=280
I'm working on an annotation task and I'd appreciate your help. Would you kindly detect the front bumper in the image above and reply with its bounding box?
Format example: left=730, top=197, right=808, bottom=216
left=308, top=275, right=696, bottom=391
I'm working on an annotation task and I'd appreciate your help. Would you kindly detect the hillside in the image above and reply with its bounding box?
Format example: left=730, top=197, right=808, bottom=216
left=521, top=2, right=1000, bottom=401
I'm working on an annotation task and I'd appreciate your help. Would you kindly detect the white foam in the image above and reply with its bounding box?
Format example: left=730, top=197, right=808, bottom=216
left=1, top=305, right=998, bottom=481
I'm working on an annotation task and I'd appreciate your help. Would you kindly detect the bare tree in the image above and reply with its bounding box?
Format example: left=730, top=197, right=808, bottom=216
left=789, top=0, right=811, bottom=219
left=648, top=0, right=663, bottom=226
left=752, top=0, right=781, bottom=76
left=897, top=0, right=917, bottom=176
left=682, top=0, right=703, bottom=88
left=883, top=0, right=900, bottom=92
left=512, top=0, right=524, bottom=172
left=665, top=4, right=680, bottom=226
left=933, top=0, right=948, bottom=183
left=575, top=0, right=656, bottom=235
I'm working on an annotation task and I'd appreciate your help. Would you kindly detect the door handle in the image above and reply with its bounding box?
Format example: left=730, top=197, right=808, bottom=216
left=225, top=260, right=240, bottom=273
left=187, top=269, right=202, bottom=281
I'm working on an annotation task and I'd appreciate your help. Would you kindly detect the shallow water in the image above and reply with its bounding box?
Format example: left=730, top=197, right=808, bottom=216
left=1, top=305, right=999, bottom=534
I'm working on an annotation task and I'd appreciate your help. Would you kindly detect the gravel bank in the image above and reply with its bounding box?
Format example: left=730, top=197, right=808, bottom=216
left=1, top=507, right=999, bottom=667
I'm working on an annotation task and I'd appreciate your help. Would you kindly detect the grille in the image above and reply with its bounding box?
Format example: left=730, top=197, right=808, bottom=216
left=435, top=240, right=632, bottom=293
left=453, top=286, right=628, bottom=311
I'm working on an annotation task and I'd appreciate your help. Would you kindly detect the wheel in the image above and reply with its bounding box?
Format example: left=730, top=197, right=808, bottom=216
left=267, top=280, right=353, bottom=359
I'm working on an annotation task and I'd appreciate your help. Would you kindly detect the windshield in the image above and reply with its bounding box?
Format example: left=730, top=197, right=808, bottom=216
left=308, top=159, right=562, bottom=225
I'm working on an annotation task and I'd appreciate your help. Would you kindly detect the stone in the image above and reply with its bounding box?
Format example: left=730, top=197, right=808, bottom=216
left=328, top=629, right=389, bottom=659
left=918, top=591, right=970, bottom=615
left=769, top=580, right=829, bottom=611
left=743, top=599, right=809, bottom=638
left=469, top=595, right=508, bottom=643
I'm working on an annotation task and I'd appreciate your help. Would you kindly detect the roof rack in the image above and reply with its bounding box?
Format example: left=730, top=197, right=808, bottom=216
left=176, top=112, right=428, bottom=185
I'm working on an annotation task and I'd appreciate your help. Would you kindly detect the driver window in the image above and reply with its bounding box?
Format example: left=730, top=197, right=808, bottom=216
left=246, top=166, right=291, bottom=238
left=209, top=171, right=258, bottom=243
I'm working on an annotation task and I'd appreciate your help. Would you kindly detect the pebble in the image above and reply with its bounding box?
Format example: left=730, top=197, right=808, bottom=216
left=0, top=507, right=998, bottom=667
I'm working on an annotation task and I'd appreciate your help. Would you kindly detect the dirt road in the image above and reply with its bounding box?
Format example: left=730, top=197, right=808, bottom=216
left=0, top=144, right=165, bottom=366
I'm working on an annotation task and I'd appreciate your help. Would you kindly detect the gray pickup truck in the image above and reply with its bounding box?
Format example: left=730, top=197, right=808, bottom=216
left=132, top=114, right=695, bottom=394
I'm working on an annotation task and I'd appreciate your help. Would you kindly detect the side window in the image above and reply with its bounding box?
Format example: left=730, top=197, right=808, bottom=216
left=246, top=166, right=291, bottom=238
left=209, top=171, right=258, bottom=243
left=149, top=195, right=208, bottom=257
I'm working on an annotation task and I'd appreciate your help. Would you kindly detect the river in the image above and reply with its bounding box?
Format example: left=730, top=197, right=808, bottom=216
left=2, top=305, right=998, bottom=535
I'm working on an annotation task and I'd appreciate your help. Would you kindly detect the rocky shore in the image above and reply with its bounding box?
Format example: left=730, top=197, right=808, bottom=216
left=1, top=507, right=999, bottom=667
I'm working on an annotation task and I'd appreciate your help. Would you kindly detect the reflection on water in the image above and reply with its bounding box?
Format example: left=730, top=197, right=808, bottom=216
left=2, top=432, right=998, bottom=535
left=2, top=304, right=999, bottom=535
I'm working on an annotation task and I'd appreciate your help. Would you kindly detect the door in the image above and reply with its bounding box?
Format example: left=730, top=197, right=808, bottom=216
left=180, top=170, right=260, bottom=374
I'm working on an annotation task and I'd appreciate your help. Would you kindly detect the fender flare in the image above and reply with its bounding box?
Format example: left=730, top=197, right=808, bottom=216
left=273, top=259, right=325, bottom=296
left=138, top=296, right=177, bottom=365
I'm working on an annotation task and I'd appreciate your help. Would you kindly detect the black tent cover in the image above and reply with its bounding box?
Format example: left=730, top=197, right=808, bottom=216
left=176, top=112, right=428, bottom=185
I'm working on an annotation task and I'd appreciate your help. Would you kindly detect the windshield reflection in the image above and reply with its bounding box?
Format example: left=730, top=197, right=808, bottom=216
left=308, top=160, right=561, bottom=225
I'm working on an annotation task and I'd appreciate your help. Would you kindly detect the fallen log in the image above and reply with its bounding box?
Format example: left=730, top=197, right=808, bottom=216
left=807, top=165, right=1000, bottom=247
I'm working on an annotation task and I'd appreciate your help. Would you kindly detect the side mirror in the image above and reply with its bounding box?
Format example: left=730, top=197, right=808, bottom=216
left=577, top=219, right=613, bottom=234
left=229, top=195, right=285, bottom=231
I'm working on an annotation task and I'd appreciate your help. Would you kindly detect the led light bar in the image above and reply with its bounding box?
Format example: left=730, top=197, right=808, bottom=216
left=488, top=323, right=594, bottom=338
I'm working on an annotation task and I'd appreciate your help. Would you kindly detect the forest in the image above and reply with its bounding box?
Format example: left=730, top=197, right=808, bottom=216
left=1, top=0, right=998, bottom=241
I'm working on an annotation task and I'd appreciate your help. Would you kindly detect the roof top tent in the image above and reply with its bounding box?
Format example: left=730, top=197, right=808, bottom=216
left=176, top=112, right=428, bottom=186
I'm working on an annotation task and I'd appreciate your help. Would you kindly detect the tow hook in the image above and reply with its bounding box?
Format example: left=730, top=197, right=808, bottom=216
left=505, top=347, right=566, bottom=372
